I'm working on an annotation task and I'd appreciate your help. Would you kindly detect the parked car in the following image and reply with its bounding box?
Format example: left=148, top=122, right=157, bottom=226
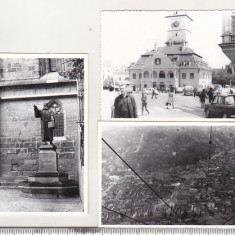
left=175, top=87, right=184, bottom=93
left=214, top=87, right=230, bottom=96
left=183, top=86, right=194, bottom=96
left=204, top=94, right=235, bottom=118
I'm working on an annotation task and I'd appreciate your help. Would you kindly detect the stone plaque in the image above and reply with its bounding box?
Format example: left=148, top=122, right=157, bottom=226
left=38, top=149, right=58, bottom=173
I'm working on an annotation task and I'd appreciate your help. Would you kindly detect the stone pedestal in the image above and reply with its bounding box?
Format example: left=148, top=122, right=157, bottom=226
left=38, top=145, right=58, bottom=173
left=21, top=143, right=79, bottom=198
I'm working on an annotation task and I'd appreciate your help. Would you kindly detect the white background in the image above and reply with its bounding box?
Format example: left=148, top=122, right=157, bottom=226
left=0, top=0, right=235, bottom=228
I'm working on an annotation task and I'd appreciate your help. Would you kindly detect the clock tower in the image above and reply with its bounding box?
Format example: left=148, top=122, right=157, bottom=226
left=165, top=11, right=193, bottom=46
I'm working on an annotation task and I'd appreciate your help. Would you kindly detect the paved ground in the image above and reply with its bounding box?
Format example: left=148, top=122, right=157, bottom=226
left=0, top=188, right=83, bottom=212
left=102, top=91, right=208, bottom=120
left=135, top=92, right=206, bottom=120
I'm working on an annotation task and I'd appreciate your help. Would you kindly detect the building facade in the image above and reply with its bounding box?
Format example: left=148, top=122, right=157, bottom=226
left=0, top=58, right=84, bottom=205
left=129, top=12, right=212, bottom=91
left=219, top=12, right=235, bottom=74
left=112, top=65, right=130, bottom=85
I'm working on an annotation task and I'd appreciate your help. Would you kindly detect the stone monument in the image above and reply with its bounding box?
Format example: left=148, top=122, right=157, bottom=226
left=21, top=102, right=79, bottom=198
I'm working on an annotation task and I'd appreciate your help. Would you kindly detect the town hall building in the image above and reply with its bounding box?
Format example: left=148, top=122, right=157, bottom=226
left=129, top=12, right=212, bottom=91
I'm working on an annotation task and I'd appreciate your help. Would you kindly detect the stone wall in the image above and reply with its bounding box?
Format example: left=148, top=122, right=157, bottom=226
left=0, top=58, right=40, bottom=80
left=0, top=82, right=79, bottom=181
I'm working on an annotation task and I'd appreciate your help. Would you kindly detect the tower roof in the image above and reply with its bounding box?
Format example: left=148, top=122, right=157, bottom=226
left=165, top=13, right=193, bottom=22
left=158, top=44, right=202, bottom=58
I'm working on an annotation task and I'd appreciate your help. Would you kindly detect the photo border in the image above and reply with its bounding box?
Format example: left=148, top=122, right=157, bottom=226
left=99, top=121, right=235, bottom=228
left=0, top=53, right=92, bottom=227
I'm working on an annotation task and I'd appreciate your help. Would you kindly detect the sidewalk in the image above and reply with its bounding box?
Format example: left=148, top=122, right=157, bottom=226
left=0, top=188, right=83, bottom=212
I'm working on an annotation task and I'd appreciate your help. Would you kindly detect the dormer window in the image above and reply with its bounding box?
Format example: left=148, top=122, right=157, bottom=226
left=171, top=57, right=178, bottom=62
left=180, top=60, right=191, bottom=66
left=155, top=58, right=161, bottom=65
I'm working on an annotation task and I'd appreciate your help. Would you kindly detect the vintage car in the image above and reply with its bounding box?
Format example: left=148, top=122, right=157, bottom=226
left=175, top=86, right=184, bottom=93
left=183, top=86, right=194, bottom=96
left=204, top=94, right=235, bottom=118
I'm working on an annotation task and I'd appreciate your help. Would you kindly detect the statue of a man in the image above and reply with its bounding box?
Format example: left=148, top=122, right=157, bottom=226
left=34, top=103, right=55, bottom=145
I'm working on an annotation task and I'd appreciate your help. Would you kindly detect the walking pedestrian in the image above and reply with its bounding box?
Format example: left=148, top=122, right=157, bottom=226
left=193, top=88, right=197, bottom=97
left=166, top=90, right=175, bottom=109
left=207, top=88, right=214, bottom=103
left=151, top=88, right=155, bottom=99
left=199, top=89, right=207, bottom=108
left=141, top=90, right=149, bottom=115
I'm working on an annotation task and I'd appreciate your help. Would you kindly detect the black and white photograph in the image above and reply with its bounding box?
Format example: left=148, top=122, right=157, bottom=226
left=0, top=54, right=86, bottom=212
left=101, top=123, right=235, bottom=225
left=101, top=11, right=235, bottom=120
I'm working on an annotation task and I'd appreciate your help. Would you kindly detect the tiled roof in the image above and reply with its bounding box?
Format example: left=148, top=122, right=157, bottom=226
left=158, top=44, right=201, bottom=57
left=129, top=44, right=211, bottom=71
left=129, top=56, right=149, bottom=70
left=141, top=51, right=174, bottom=69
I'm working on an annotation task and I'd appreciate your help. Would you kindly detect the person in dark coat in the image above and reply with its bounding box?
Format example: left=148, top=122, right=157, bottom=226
left=193, top=88, right=197, bottom=97
left=199, top=89, right=208, bottom=108
left=114, top=85, right=138, bottom=118
left=207, top=88, right=214, bottom=103
left=34, top=103, right=55, bottom=144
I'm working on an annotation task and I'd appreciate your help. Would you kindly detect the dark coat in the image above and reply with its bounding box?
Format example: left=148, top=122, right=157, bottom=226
left=200, top=92, right=207, bottom=102
left=114, top=94, right=138, bottom=118
left=208, top=90, right=214, bottom=100
left=34, top=106, right=55, bottom=141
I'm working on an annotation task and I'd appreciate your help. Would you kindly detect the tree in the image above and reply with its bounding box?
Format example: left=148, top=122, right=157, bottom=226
left=212, top=70, right=234, bottom=87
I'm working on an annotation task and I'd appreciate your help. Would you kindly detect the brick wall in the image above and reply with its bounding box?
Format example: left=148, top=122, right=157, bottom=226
left=0, top=58, right=40, bottom=80
left=0, top=83, right=79, bottom=180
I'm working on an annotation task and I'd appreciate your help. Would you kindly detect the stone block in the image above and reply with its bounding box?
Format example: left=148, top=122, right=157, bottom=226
left=38, top=147, right=58, bottom=173
left=60, top=153, right=74, bottom=159
left=7, top=149, right=16, bottom=154
left=18, top=152, right=31, bottom=159
left=61, top=142, right=73, bottom=148
left=24, top=143, right=34, bottom=148
left=22, top=171, right=36, bottom=177
left=24, top=159, right=37, bottom=165
left=27, top=148, right=38, bottom=153
left=64, top=148, right=74, bottom=152
left=31, top=153, right=39, bottom=159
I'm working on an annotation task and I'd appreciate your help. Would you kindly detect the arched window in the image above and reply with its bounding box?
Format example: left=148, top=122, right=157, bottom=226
left=144, top=71, right=149, bottom=78
left=159, top=71, right=165, bottom=78
left=48, top=100, right=64, bottom=137
left=155, top=58, right=161, bottom=65
left=153, top=71, right=157, bottom=78
left=167, top=71, right=174, bottom=78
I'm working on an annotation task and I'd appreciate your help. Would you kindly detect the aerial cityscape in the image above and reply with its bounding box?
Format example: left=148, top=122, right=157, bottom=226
left=102, top=125, right=235, bottom=225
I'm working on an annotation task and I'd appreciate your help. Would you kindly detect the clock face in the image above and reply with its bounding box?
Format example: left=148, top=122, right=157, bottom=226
left=173, top=21, right=179, bottom=27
